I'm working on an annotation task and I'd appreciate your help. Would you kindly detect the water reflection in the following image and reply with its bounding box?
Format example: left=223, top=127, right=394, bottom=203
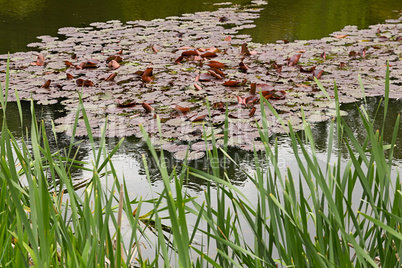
left=0, top=101, right=89, bottom=179
left=3, top=96, right=401, bottom=192
left=0, top=0, right=400, bottom=54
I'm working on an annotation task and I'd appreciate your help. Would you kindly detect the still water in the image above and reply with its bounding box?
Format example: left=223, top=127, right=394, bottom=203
left=0, top=0, right=401, bottom=54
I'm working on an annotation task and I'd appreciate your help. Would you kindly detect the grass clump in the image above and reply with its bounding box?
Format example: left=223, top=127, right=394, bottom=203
left=1, top=58, right=401, bottom=267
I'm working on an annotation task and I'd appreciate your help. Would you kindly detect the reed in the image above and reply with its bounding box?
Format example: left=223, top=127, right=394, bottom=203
left=1, top=59, right=401, bottom=267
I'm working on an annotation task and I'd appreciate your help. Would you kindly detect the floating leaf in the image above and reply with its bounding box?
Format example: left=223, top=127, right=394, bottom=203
left=190, top=114, right=207, bottom=122
left=116, top=99, right=136, bottom=107
left=210, top=67, right=225, bottom=78
left=239, top=61, right=249, bottom=71
left=32, top=54, right=45, bottom=66
left=249, top=107, right=256, bottom=116
left=236, top=96, right=245, bottom=105
left=334, top=34, right=348, bottom=38
left=199, top=73, right=214, bottom=81
left=207, top=61, right=225, bottom=69
left=240, top=43, right=251, bottom=56
left=201, top=52, right=217, bottom=58
left=151, top=45, right=158, bottom=53
left=194, top=83, right=202, bottom=91
left=223, top=80, right=241, bottom=87
left=299, top=66, right=316, bottom=73
left=219, top=16, right=229, bottom=22
left=143, top=67, right=153, bottom=77
left=78, top=59, right=99, bottom=69
left=105, top=72, right=117, bottom=82
left=213, top=101, right=225, bottom=110
left=250, top=83, right=256, bottom=94
left=208, top=69, right=223, bottom=80
left=175, top=55, right=184, bottom=64
left=272, top=90, right=287, bottom=99
left=142, top=102, right=154, bottom=113
left=108, top=60, right=120, bottom=69
left=224, top=36, right=232, bottom=42
left=172, top=105, right=190, bottom=113
left=141, top=75, right=153, bottom=83
left=64, top=61, right=74, bottom=67
left=106, top=55, right=122, bottom=62
left=182, top=50, right=200, bottom=56
left=173, top=150, right=205, bottom=161
left=288, top=54, right=301, bottom=66
left=76, top=79, right=94, bottom=87
left=41, top=79, right=51, bottom=89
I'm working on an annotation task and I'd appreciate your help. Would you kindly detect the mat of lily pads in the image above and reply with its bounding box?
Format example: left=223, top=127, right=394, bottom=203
left=0, top=2, right=401, bottom=160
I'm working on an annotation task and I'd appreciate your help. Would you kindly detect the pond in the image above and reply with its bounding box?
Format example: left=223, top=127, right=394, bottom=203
left=1, top=0, right=401, bottom=54
left=1, top=0, right=402, bottom=262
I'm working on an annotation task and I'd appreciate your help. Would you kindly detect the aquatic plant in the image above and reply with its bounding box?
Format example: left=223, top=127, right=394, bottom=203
left=1, top=49, right=402, bottom=267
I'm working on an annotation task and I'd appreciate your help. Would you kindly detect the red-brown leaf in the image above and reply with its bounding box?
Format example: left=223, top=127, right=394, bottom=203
left=207, top=61, right=225, bottom=69
left=201, top=52, right=217, bottom=58
left=240, top=43, right=251, bottom=56
left=312, top=69, right=324, bottom=79
left=261, top=90, right=275, bottom=97
left=143, top=67, right=153, bottom=77
left=223, top=80, right=241, bottom=87
left=172, top=105, right=190, bottom=113
left=64, top=61, right=74, bottom=67
left=245, top=95, right=259, bottom=105
left=224, top=36, right=232, bottom=42
left=76, top=79, right=94, bottom=87
left=208, top=70, right=223, bottom=80
left=239, top=61, right=249, bottom=71
left=194, top=83, right=202, bottom=91
left=320, top=52, right=326, bottom=60
left=78, top=59, right=99, bottom=69
left=236, top=96, right=245, bottom=105
left=41, top=80, right=51, bottom=89
left=105, top=73, right=117, bottom=82
left=175, top=55, right=184, bottom=64
left=106, top=55, right=122, bottom=62
left=190, top=114, right=206, bottom=122
left=213, top=101, right=225, bottom=110
left=299, top=66, right=316, bottom=73
left=66, top=73, right=74, bottom=80
left=151, top=45, right=158, bottom=53
left=288, top=54, right=301, bottom=66
left=141, top=75, right=153, bottom=83
left=182, top=50, right=200, bottom=57
left=272, top=90, right=287, bottom=99
left=36, top=54, right=45, bottom=66
left=210, top=67, right=225, bottom=78
left=339, top=62, right=347, bottom=69
left=142, top=102, right=154, bottom=113
left=108, top=60, right=120, bottom=69
left=249, top=107, right=256, bottom=117
left=250, top=83, right=256, bottom=94
left=84, top=80, right=94, bottom=87
left=334, top=34, right=348, bottom=39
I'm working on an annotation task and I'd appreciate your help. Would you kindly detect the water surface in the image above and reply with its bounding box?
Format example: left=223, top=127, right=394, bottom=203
left=0, top=0, right=401, bottom=53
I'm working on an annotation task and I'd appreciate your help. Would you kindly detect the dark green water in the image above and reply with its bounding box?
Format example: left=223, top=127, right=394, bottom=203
left=0, top=0, right=401, bottom=54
